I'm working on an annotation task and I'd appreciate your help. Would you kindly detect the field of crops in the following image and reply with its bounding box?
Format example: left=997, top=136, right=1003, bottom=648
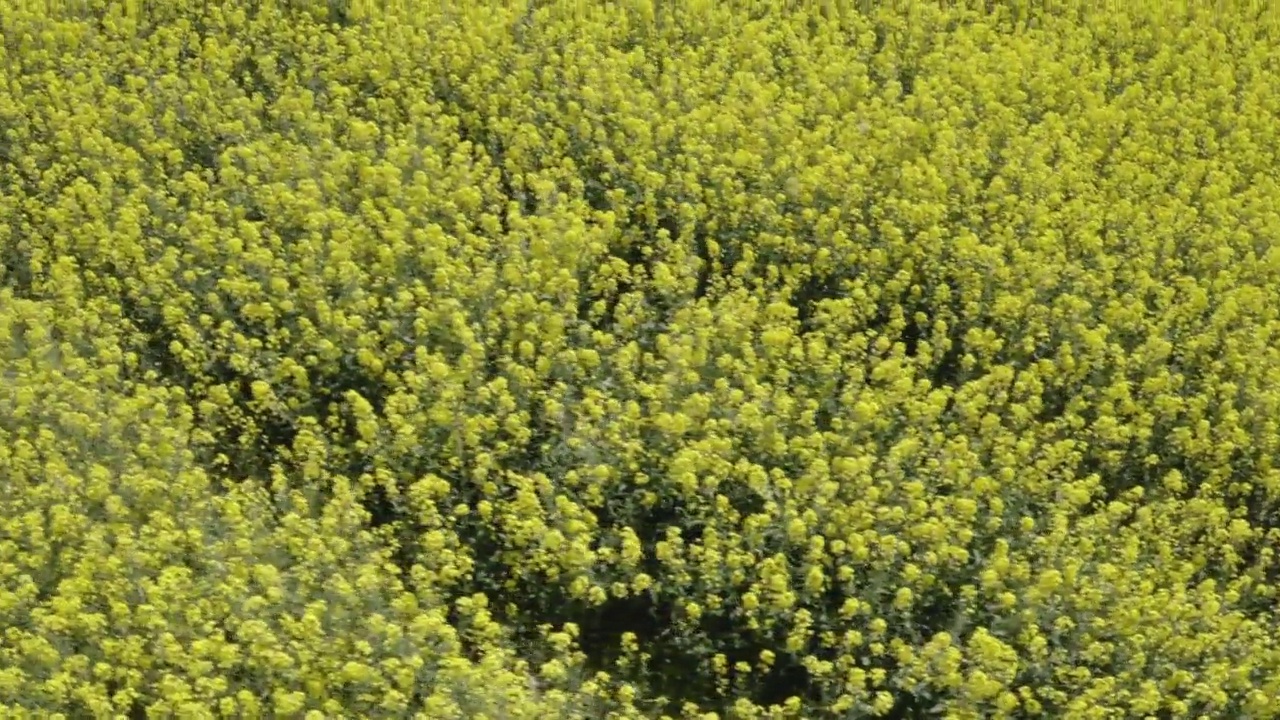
left=3, top=1, right=1280, bottom=717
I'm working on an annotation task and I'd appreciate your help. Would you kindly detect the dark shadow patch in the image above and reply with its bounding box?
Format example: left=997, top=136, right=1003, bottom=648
left=794, top=273, right=844, bottom=334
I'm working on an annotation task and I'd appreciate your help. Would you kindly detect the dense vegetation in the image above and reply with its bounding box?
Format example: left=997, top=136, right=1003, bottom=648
left=3, top=1, right=1280, bottom=717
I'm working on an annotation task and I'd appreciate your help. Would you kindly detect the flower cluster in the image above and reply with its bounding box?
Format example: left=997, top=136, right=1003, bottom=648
left=3, top=0, right=1280, bottom=718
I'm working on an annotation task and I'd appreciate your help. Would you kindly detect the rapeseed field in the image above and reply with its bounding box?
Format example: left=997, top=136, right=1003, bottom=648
left=3, top=1, right=1280, bottom=717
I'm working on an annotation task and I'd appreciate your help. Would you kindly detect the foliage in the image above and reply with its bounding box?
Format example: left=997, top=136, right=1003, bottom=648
left=3, top=0, right=1280, bottom=717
